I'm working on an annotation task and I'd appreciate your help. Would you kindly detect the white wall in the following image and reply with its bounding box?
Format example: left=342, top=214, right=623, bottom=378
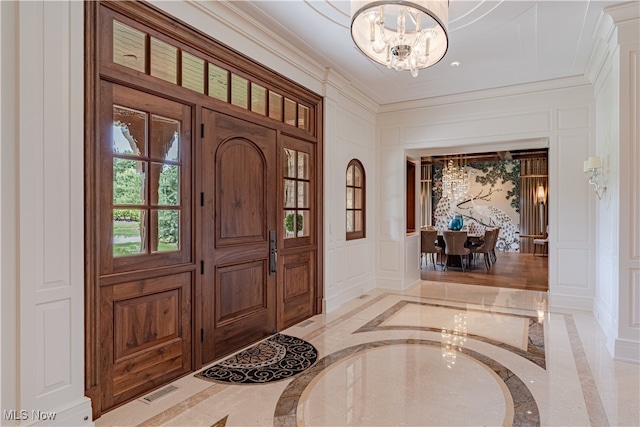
left=0, top=1, right=92, bottom=425
left=593, top=2, right=640, bottom=363
left=323, top=71, right=379, bottom=311
left=376, top=82, right=598, bottom=308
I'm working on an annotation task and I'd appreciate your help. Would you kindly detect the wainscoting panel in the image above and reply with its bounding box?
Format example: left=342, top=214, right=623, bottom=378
left=36, top=299, right=72, bottom=396
left=557, top=248, right=590, bottom=288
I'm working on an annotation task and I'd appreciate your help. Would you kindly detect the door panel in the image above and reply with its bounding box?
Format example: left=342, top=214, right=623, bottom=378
left=100, top=272, right=192, bottom=409
left=202, top=109, right=277, bottom=363
left=279, top=251, right=315, bottom=329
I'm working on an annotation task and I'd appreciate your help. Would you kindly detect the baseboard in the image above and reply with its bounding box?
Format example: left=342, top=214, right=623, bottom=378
left=614, top=338, right=640, bottom=364
left=30, top=397, right=93, bottom=426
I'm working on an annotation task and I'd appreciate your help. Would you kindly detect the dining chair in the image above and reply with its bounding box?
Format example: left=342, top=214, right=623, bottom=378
left=442, top=231, right=471, bottom=272
left=469, top=228, right=497, bottom=270
left=489, top=227, right=500, bottom=264
left=421, top=229, right=443, bottom=270
left=533, top=225, right=549, bottom=256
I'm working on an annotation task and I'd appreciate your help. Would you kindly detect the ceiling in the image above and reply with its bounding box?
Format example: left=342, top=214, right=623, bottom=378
left=230, top=0, right=618, bottom=105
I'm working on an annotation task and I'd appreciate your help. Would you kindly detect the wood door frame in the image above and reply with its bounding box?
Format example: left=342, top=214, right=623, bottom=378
left=84, top=1, right=324, bottom=418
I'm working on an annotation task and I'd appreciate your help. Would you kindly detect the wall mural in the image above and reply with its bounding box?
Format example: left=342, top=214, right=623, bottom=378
left=432, top=160, right=521, bottom=252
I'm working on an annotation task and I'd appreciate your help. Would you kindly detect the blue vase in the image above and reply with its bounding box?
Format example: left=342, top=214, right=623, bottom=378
left=448, top=215, right=463, bottom=231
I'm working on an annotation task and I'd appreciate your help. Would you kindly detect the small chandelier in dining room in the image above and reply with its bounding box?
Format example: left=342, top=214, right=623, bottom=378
left=441, top=159, right=469, bottom=202
left=350, top=0, right=449, bottom=77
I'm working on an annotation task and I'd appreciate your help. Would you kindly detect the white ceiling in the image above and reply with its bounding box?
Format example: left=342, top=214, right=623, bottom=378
left=231, top=0, right=618, bottom=105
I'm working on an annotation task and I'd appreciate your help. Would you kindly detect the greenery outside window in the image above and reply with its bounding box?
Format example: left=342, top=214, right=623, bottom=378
left=346, top=159, right=365, bottom=240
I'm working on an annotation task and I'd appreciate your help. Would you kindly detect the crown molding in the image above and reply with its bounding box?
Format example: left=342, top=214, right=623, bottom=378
left=378, top=75, right=595, bottom=114
left=185, top=0, right=379, bottom=115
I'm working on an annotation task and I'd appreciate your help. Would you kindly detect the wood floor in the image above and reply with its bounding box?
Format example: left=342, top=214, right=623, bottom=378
left=420, top=251, right=548, bottom=292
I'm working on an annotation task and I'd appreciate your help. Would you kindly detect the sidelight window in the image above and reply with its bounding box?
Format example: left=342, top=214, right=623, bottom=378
left=283, top=148, right=310, bottom=239
left=112, top=106, right=182, bottom=256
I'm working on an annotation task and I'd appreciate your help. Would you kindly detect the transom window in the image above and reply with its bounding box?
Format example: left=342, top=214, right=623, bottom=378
left=112, top=20, right=312, bottom=132
left=346, top=159, right=366, bottom=240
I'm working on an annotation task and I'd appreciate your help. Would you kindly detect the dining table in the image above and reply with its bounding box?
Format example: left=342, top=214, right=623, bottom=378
left=435, top=231, right=484, bottom=268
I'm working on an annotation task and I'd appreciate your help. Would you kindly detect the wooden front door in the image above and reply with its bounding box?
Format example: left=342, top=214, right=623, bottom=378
left=201, top=109, right=277, bottom=363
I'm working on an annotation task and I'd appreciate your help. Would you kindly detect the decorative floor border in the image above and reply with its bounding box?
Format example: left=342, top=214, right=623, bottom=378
left=274, top=339, right=541, bottom=427
left=353, top=300, right=546, bottom=369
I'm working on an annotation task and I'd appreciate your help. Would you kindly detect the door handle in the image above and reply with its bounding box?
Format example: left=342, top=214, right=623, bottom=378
left=269, top=230, right=277, bottom=275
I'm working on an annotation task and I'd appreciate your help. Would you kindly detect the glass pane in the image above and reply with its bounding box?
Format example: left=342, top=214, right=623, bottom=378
left=284, top=148, right=296, bottom=178
left=153, top=209, right=180, bottom=252
left=346, top=165, right=354, bottom=186
left=354, top=210, right=362, bottom=232
left=208, top=63, right=228, bottom=102
left=113, top=21, right=146, bottom=72
left=354, top=165, right=362, bottom=187
left=284, top=98, right=296, bottom=126
left=298, top=104, right=310, bottom=131
left=151, top=163, right=180, bottom=206
left=150, top=115, right=179, bottom=161
left=113, top=209, right=145, bottom=256
left=346, top=210, right=354, bottom=233
left=182, top=51, right=204, bottom=94
left=354, top=188, right=362, bottom=209
left=284, top=179, right=296, bottom=208
left=231, top=74, right=248, bottom=109
left=297, top=181, right=309, bottom=208
left=113, top=158, right=146, bottom=205
left=113, top=106, right=146, bottom=156
left=269, top=92, right=283, bottom=121
left=297, top=210, right=309, bottom=237
left=297, top=152, right=309, bottom=179
left=346, top=187, right=354, bottom=209
left=284, top=210, right=296, bottom=239
left=150, top=37, right=177, bottom=84
left=251, top=83, right=267, bottom=116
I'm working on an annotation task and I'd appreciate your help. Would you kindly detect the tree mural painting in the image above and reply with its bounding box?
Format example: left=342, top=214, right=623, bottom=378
left=432, top=160, right=521, bottom=252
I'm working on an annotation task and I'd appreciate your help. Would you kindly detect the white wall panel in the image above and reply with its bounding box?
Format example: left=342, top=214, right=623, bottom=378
left=379, top=127, right=399, bottom=146
left=345, top=244, right=368, bottom=279
left=556, top=134, right=590, bottom=243
left=42, top=0, right=71, bottom=290
left=557, top=107, right=590, bottom=130
left=404, top=110, right=551, bottom=144
left=631, top=270, right=640, bottom=327
left=379, top=241, right=400, bottom=272
left=37, top=300, right=71, bottom=395
left=13, top=1, right=91, bottom=423
left=557, top=249, right=590, bottom=288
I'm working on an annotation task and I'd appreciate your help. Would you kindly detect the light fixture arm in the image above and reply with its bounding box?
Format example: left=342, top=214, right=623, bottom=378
left=583, top=156, right=606, bottom=200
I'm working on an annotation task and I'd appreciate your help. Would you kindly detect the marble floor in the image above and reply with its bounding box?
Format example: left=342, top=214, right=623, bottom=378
left=95, top=281, right=639, bottom=427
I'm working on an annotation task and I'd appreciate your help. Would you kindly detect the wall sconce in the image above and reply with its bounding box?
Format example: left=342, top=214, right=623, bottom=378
left=536, top=184, right=546, bottom=236
left=583, top=156, right=606, bottom=199
left=536, top=185, right=546, bottom=204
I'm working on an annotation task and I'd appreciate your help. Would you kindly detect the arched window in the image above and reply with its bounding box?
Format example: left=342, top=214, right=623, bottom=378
left=346, top=159, right=366, bottom=240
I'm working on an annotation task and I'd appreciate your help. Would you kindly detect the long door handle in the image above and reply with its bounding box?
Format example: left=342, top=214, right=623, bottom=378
left=269, top=230, right=277, bottom=275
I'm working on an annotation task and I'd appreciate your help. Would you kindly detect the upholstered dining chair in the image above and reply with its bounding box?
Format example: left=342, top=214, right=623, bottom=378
left=442, top=231, right=471, bottom=272
left=469, top=228, right=498, bottom=270
left=421, top=229, right=443, bottom=270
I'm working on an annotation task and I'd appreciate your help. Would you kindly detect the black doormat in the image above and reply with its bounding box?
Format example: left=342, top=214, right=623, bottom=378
left=195, top=333, right=318, bottom=384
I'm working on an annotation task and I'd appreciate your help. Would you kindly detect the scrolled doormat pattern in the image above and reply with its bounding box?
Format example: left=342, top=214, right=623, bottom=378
left=195, top=333, right=318, bottom=384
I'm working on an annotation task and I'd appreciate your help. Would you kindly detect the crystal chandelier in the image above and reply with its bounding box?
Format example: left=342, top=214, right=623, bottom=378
left=441, top=159, right=469, bottom=201
left=350, top=0, right=449, bottom=77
